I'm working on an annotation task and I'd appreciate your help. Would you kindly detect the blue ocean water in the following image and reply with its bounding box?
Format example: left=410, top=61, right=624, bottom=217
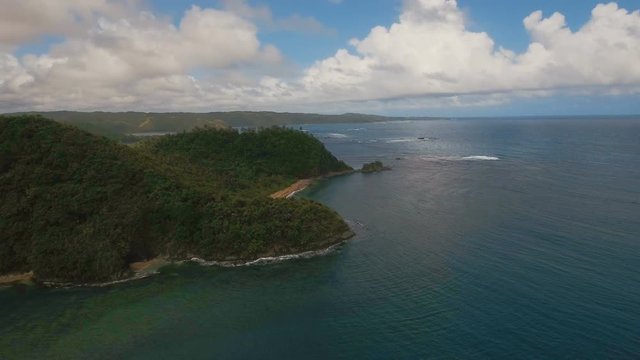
left=1, top=117, right=639, bottom=359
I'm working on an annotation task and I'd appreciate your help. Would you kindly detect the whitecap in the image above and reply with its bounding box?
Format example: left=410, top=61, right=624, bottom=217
left=461, top=155, right=500, bottom=161
left=417, top=155, right=500, bottom=162
left=189, top=242, right=346, bottom=267
left=385, top=138, right=415, bottom=143
left=324, top=133, right=349, bottom=138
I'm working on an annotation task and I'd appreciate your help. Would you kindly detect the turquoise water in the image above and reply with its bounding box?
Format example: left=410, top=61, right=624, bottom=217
left=1, top=117, right=639, bottom=359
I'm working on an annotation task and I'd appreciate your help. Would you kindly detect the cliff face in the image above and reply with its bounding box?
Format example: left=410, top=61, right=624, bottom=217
left=0, top=115, right=352, bottom=283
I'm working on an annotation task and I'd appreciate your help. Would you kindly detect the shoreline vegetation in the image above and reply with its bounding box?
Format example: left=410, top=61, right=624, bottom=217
left=0, top=115, right=391, bottom=288
left=0, top=115, right=355, bottom=286
left=1, top=172, right=363, bottom=288
left=1, top=240, right=352, bottom=288
left=1, top=171, right=358, bottom=288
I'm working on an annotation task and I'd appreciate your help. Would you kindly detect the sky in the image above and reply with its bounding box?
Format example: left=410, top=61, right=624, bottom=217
left=1, top=0, right=639, bottom=116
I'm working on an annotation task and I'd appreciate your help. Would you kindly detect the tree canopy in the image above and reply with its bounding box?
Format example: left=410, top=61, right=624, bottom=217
left=0, top=115, right=352, bottom=283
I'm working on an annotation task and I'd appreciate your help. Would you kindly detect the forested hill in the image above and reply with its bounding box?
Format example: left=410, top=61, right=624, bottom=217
left=0, top=115, right=352, bottom=283
left=6, top=111, right=229, bottom=142
left=146, top=126, right=351, bottom=180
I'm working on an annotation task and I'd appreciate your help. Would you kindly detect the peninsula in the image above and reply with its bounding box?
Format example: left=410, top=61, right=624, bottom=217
left=0, top=115, right=354, bottom=285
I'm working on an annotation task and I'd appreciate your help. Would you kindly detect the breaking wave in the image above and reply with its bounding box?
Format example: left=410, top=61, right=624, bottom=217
left=461, top=156, right=500, bottom=161
left=419, top=155, right=501, bottom=161
left=385, top=138, right=416, bottom=143
left=319, top=133, right=349, bottom=139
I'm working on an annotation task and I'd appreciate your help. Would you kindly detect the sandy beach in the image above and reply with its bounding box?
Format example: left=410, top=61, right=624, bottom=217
left=269, top=170, right=354, bottom=199
left=129, top=257, right=170, bottom=274
left=269, top=179, right=313, bottom=199
left=0, top=271, right=33, bottom=285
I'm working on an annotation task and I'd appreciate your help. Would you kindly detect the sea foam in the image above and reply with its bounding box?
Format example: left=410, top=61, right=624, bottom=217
left=385, top=138, right=415, bottom=143
left=324, top=133, right=349, bottom=138
left=461, top=156, right=500, bottom=161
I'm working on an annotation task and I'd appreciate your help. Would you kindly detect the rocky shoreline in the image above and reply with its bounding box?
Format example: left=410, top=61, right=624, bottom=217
left=2, top=171, right=357, bottom=289
left=3, top=230, right=354, bottom=289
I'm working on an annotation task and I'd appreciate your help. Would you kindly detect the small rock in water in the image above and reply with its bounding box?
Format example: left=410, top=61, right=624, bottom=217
left=361, top=161, right=391, bottom=173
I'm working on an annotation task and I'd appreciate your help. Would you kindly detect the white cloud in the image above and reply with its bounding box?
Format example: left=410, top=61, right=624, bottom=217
left=0, top=0, right=141, bottom=49
left=520, top=3, right=640, bottom=87
left=1, top=0, right=639, bottom=113
left=0, top=4, right=282, bottom=110
left=298, top=0, right=640, bottom=105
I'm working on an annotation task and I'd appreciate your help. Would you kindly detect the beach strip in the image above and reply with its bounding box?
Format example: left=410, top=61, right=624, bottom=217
left=269, top=179, right=313, bottom=199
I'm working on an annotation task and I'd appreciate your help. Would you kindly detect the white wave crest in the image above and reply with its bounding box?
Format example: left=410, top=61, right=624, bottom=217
left=461, top=156, right=500, bottom=161
left=189, top=242, right=346, bottom=267
left=325, top=133, right=349, bottom=138
left=385, top=138, right=415, bottom=143
left=418, top=155, right=501, bottom=162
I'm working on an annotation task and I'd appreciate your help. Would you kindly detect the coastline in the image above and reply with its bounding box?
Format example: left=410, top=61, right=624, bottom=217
left=270, top=179, right=313, bottom=199
left=188, top=240, right=348, bottom=267
left=3, top=171, right=356, bottom=289
left=0, top=272, right=34, bottom=286
left=38, top=234, right=352, bottom=288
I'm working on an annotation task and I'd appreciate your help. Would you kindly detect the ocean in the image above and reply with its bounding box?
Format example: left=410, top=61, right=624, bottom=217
left=1, top=117, right=639, bottom=359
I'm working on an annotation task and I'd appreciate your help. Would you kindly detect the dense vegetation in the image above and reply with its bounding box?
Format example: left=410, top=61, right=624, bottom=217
left=0, top=115, right=352, bottom=283
left=7, top=111, right=229, bottom=143
left=144, top=126, right=351, bottom=192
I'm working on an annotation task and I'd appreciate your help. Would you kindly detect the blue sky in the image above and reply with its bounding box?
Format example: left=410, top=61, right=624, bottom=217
left=2, top=0, right=639, bottom=116
left=144, top=0, right=640, bottom=65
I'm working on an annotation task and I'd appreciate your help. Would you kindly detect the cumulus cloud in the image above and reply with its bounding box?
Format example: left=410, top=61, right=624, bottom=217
left=0, top=4, right=282, bottom=110
left=0, top=0, right=140, bottom=48
left=299, top=0, right=640, bottom=105
left=1, top=0, right=639, bottom=112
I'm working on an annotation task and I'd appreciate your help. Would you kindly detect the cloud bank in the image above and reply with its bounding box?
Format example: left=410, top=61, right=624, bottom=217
left=1, top=0, right=639, bottom=112
left=300, top=0, right=640, bottom=103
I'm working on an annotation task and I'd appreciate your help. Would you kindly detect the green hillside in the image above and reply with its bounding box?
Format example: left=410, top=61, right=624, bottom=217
left=0, top=115, right=352, bottom=283
left=142, top=125, right=351, bottom=194
left=8, top=111, right=229, bottom=142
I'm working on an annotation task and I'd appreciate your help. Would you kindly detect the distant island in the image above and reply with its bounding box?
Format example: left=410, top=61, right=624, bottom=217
left=0, top=115, right=355, bottom=285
